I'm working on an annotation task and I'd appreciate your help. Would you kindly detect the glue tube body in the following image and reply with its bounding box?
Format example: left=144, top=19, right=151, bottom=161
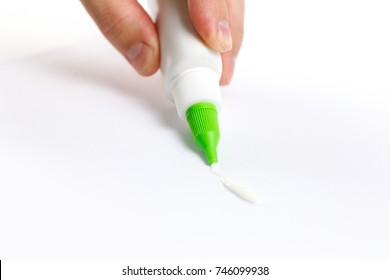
left=158, top=0, right=223, bottom=164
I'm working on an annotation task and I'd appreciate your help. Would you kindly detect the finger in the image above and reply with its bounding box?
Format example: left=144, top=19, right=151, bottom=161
left=81, top=0, right=159, bottom=76
left=187, top=0, right=232, bottom=53
left=220, top=0, right=244, bottom=85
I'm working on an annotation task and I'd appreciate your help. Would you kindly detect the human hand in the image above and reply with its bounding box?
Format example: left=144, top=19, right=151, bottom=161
left=81, top=0, right=244, bottom=85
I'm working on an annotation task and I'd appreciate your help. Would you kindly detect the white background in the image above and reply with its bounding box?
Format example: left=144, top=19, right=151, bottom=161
left=0, top=1, right=98, bottom=63
left=1, top=1, right=390, bottom=259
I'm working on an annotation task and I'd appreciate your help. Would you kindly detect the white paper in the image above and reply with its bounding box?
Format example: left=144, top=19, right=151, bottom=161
left=1, top=0, right=390, bottom=259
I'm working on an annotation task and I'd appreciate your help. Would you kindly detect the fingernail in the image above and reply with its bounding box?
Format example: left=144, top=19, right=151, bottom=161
left=126, top=42, right=152, bottom=74
left=217, top=20, right=233, bottom=52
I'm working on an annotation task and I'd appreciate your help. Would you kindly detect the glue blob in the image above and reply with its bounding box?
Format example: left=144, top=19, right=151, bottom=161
left=210, top=163, right=262, bottom=204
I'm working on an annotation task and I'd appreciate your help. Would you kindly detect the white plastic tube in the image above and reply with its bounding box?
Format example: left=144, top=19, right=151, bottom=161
left=158, top=0, right=223, bottom=120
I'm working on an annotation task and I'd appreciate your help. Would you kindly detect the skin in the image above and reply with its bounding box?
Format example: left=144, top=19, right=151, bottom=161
left=81, top=0, right=244, bottom=85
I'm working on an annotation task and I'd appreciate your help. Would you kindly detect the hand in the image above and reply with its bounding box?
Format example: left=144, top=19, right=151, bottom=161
left=81, top=0, right=244, bottom=85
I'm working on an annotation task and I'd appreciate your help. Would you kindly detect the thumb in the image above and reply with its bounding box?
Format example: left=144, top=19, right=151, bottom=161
left=81, top=0, right=159, bottom=76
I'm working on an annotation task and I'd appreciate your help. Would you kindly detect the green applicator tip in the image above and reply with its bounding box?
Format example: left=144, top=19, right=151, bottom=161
left=186, top=102, right=220, bottom=165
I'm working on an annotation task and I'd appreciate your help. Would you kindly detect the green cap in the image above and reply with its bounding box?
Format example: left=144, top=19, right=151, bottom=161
left=186, top=102, right=220, bottom=165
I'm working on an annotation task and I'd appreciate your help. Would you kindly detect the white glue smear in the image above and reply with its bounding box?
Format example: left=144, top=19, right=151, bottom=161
left=210, top=163, right=262, bottom=205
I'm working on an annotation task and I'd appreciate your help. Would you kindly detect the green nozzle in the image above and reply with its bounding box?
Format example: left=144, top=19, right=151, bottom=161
left=186, top=102, right=220, bottom=165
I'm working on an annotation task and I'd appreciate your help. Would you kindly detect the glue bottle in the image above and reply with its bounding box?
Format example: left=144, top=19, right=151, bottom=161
left=158, top=0, right=223, bottom=165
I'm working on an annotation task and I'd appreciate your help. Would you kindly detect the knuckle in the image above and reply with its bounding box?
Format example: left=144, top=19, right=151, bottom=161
left=94, top=5, right=132, bottom=39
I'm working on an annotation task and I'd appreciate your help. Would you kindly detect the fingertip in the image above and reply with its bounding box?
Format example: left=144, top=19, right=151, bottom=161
left=126, top=38, right=160, bottom=76
left=220, top=55, right=236, bottom=86
left=188, top=0, right=232, bottom=53
left=82, top=0, right=160, bottom=76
